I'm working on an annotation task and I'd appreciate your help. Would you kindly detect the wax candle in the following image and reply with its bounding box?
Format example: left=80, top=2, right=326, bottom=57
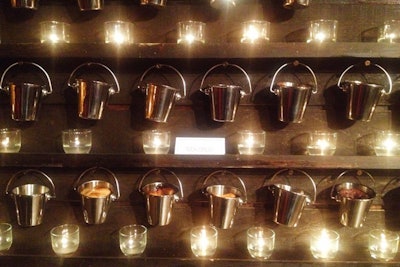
left=310, top=229, right=339, bottom=259
left=369, top=229, right=399, bottom=261
left=237, top=130, right=266, bottom=155
left=190, top=225, right=217, bottom=257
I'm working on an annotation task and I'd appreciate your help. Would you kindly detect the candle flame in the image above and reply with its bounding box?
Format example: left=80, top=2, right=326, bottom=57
left=1, top=137, right=9, bottom=147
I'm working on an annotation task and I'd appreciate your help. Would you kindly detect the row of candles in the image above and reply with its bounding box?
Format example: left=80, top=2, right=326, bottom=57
left=1, top=128, right=400, bottom=156
left=0, top=222, right=398, bottom=261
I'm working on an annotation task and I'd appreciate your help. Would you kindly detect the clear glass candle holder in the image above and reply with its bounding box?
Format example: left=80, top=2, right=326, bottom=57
left=310, top=228, right=340, bottom=259
left=177, top=21, right=206, bottom=44
left=241, top=20, right=270, bottom=44
left=62, top=129, right=92, bottom=154
left=50, top=224, right=79, bottom=255
left=0, top=128, right=21, bottom=153
left=307, top=131, right=337, bottom=156
left=307, top=19, right=338, bottom=43
left=40, top=21, right=70, bottom=44
left=119, top=224, right=147, bottom=256
left=247, top=226, right=275, bottom=260
left=374, top=131, right=400, bottom=156
left=142, top=130, right=171, bottom=154
left=378, top=20, right=400, bottom=43
left=0, top=223, right=12, bottom=251
left=369, top=229, right=399, bottom=261
left=237, top=130, right=266, bottom=155
left=191, top=225, right=218, bottom=257
left=104, top=21, right=134, bottom=45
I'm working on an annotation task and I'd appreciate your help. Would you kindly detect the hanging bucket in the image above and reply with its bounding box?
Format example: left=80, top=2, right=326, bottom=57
left=200, top=62, right=252, bottom=122
left=269, top=60, right=318, bottom=123
left=67, top=62, right=120, bottom=120
left=202, top=170, right=247, bottom=229
left=337, top=60, right=392, bottom=122
left=138, top=64, right=186, bottom=123
left=138, top=168, right=183, bottom=226
left=0, top=62, right=53, bottom=121
left=77, top=0, right=104, bottom=11
left=73, top=167, right=120, bottom=224
left=331, top=169, right=376, bottom=228
left=266, top=169, right=316, bottom=227
left=5, top=169, right=56, bottom=227
left=10, top=0, right=38, bottom=9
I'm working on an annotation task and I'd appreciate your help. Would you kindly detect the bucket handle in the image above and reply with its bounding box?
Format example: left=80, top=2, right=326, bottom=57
left=137, top=168, right=184, bottom=199
left=67, top=62, right=121, bottom=95
left=5, top=169, right=56, bottom=198
left=137, top=64, right=187, bottom=100
left=0, top=61, right=53, bottom=96
left=201, top=170, right=247, bottom=203
left=329, top=169, right=375, bottom=200
left=381, top=177, right=400, bottom=199
left=337, top=60, right=392, bottom=95
left=269, top=60, right=318, bottom=95
left=72, top=167, right=121, bottom=200
left=199, top=62, right=252, bottom=96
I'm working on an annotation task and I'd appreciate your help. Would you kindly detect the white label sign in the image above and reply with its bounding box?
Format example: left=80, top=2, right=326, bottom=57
left=174, top=137, right=225, bottom=155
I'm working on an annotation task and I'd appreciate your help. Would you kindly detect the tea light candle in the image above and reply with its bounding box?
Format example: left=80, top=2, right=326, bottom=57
left=310, top=228, right=339, bottom=259
left=62, top=129, right=92, bottom=154
left=190, top=225, right=218, bottom=257
left=378, top=20, right=400, bottom=43
left=50, top=224, right=79, bottom=255
left=177, top=21, right=206, bottom=44
left=369, top=229, right=399, bottom=261
left=237, top=130, right=266, bottom=155
left=40, top=21, right=70, bottom=44
left=142, top=130, right=171, bottom=154
left=0, top=128, right=21, bottom=153
left=374, top=131, right=400, bottom=156
left=247, top=227, right=275, bottom=259
left=119, top=225, right=147, bottom=256
left=241, top=20, right=270, bottom=44
left=307, top=19, right=338, bottom=43
left=104, top=21, right=134, bottom=45
left=307, top=131, right=337, bottom=156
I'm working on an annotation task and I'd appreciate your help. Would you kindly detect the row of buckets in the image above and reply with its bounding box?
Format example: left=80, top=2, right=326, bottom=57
left=0, top=60, right=392, bottom=123
left=4, top=167, right=391, bottom=229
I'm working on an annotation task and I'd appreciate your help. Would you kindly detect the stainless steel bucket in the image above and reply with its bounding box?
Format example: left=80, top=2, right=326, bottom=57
left=140, top=0, right=167, bottom=7
left=331, top=169, right=376, bottom=228
left=68, top=62, right=120, bottom=120
left=267, top=169, right=316, bottom=227
left=337, top=60, right=392, bottom=122
left=73, top=167, right=120, bottom=224
left=138, top=168, right=183, bottom=226
left=0, top=62, right=53, bottom=121
left=202, top=170, right=247, bottom=229
left=6, top=169, right=55, bottom=227
left=269, top=61, right=318, bottom=123
left=11, top=0, right=38, bottom=9
left=77, top=0, right=104, bottom=11
left=138, top=64, right=186, bottom=123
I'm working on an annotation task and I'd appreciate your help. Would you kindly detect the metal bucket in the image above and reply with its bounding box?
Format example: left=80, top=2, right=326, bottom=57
left=337, top=60, right=392, bottom=122
left=331, top=169, right=376, bottom=228
left=77, top=0, right=104, bottom=11
left=269, top=61, right=318, bottom=123
left=200, top=62, right=252, bottom=122
left=138, top=168, right=183, bottom=226
left=140, top=0, right=167, bottom=7
left=202, top=170, right=247, bottom=229
left=0, top=62, right=53, bottom=121
left=73, top=167, right=120, bottom=224
left=11, top=0, right=38, bottom=9
left=67, top=62, right=120, bottom=120
left=267, top=169, right=316, bottom=227
left=138, top=64, right=186, bottom=123
left=5, top=169, right=55, bottom=227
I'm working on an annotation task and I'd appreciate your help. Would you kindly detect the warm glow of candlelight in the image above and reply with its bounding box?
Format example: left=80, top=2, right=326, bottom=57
left=1, top=137, right=10, bottom=147
left=310, top=228, right=339, bottom=259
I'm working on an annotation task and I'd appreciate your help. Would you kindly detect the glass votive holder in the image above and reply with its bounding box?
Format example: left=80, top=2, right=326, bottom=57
left=310, top=228, right=340, bottom=259
left=369, top=229, right=399, bottom=261
left=307, top=131, right=337, bottom=156
left=241, top=20, right=270, bottom=44
left=40, top=21, right=70, bottom=44
left=374, top=131, right=400, bottom=156
left=190, top=225, right=218, bottom=257
left=142, top=130, right=171, bottom=154
left=0, top=128, right=21, bottom=153
left=307, top=19, right=338, bottom=43
left=177, top=21, right=206, bottom=44
left=237, top=130, right=266, bottom=155
left=104, top=21, right=134, bottom=45
left=62, top=129, right=92, bottom=154
left=119, top=224, right=147, bottom=256
left=50, top=224, right=79, bottom=255
left=378, top=20, right=400, bottom=43
left=247, top=226, right=275, bottom=260
left=0, top=223, right=12, bottom=251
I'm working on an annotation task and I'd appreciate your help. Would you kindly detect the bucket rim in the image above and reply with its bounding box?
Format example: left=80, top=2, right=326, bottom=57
left=276, top=81, right=314, bottom=90
left=77, top=180, right=114, bottom=198
left=146, top=83, right=180, bottom=91
left=141, top=181, right=179, bottom=196
left=75, top=79, right=111, bottom=87
left=342, top=80, right=384, bottom=88
left=10, top=184, right=50, bottom=196
left=205, top=184, right=243, bottom=199
left=271, top=183, right=312, bottom=199
left=8, top=82, right=43, bottom=88
left=333, top=182, right=376, bottom=200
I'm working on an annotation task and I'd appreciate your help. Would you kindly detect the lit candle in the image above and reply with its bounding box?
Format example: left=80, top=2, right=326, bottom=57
left=241, top=20, right=270, bottom=44
left=374, top=131, right=400, bottom=156
left=190, top=225, right=218, bottom=257
left=369, top=229, right=399, bottom=261
left=307, top=131, right=337, bottom=156
left=142, top=130, right=171, bottom=154
left=237, top=130, right=266, bottom=155
left=307, top=19, right=338, bottom=43
left=247, top=227, right=275, bottom=259
left=104, top=21, right=134, bottom=45
left=40, top=21, right=70, bottom=44
left=0, top=128, right=21, bottom=153
left=177, top=21, right=206, bottom=44
left=310, top=228, right=339, bottom=259
left=50, top=224, right=79, bottom=255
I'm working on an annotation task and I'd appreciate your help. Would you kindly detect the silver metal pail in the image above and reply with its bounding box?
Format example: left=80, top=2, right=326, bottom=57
left=138, top=64, right=186, bottom=123
left=202, top=170, right=247, bottom=229
left=5, top=169, right=55, bottom=227
left=337, top=60, right=392, bottom=122
left=331, top=169, right=376, bottom=228
left=11, top=0, right=39, bottom=9
left=67, top=62, right=120, bottom=120
left=138, top=168, right=183, bottom=226
left=77, top=0, right=104, bottom=11
left=266, top=169, right=316, bottom=227
left=0, top=62, right=53, bottom=121
left=269, top=61, right=318, bottom=123
left=200, top=62, right=252, bottom=122
left=73, top=167, right=120, bottom=224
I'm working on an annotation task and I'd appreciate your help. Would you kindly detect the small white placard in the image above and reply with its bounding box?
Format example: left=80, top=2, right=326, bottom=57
left=174, top=137, right=225, bottom=155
